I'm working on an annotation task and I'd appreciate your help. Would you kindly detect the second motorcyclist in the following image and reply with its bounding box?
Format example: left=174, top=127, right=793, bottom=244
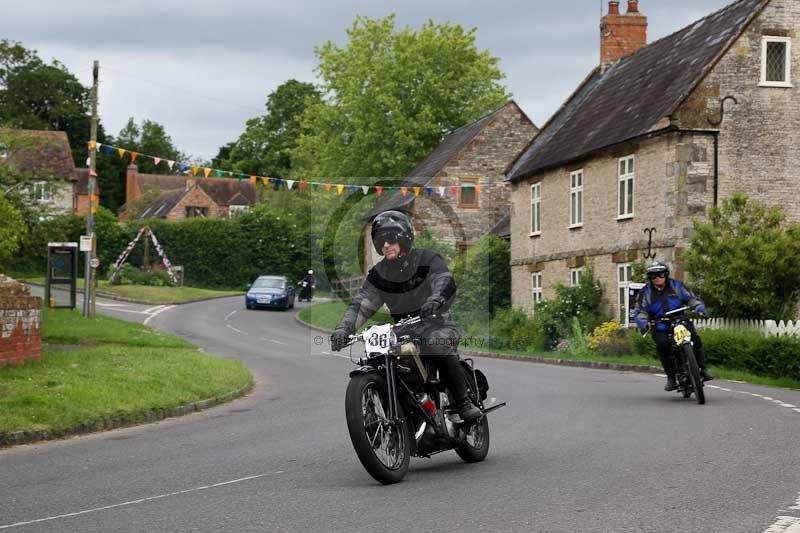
left=330, top=210, right=482, bottom=422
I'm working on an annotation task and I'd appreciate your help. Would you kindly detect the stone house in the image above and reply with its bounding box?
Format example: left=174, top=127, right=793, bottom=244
left=506, top=0, right=799, bottom=324
left=0, top=129, right=82, bottom=214
left=364, top=100, right=538, bottom=269
left=123, top=164, right=257, bottom=220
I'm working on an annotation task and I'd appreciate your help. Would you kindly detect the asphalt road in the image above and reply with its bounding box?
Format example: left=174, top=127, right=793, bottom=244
left=2, top=295, right=800, bottom=532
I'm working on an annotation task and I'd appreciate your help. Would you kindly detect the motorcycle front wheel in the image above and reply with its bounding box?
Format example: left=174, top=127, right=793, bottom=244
left=455, top=415, right=490, bottom=463
left=682, top=344, right=705, bottom=405
left=345, top=373, right=411, bottom=484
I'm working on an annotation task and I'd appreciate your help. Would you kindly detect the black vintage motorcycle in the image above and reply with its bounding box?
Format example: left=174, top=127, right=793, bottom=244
left=342, top=316, right=505, bottom=484
left=652, top=306, right=706, bottom=405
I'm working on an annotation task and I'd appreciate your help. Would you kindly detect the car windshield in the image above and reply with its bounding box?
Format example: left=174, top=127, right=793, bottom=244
left=252, top=278, right=284, bottom=289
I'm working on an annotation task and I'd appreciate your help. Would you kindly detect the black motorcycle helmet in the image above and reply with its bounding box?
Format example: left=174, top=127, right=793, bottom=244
left=646, top=261, right=670, bottom=279
left=371, top=210, right=414, bottom=255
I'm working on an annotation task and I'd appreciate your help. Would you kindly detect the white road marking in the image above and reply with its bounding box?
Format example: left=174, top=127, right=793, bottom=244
left=96, top=303, right=128, bottom=308
left=794, top=409, right=800, bottom=414
left=764, top=516, right=800, bottom=532
left=0, top=473, right=278, bottom=530
left=791, top=492, right=800, bottom=511
left=261, top=337, right=288, bottom=346
left=730, top=379, right=746, bottom=384
left=143, top=305, right=165, bottom=314
left=143, top=305, right=176, bottom=326
left=225, top=309, right=238, bottom=321
left=226, top=324, right=246, bottom=335
left=707, top=385, right=800, bottom=416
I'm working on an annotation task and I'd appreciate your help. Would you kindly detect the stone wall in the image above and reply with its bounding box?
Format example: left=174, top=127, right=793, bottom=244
left=0, top=276, right=42, bottom=367
left=166, top=186, right=223, bottom=220
left=509, top=131, right=713, bottom=319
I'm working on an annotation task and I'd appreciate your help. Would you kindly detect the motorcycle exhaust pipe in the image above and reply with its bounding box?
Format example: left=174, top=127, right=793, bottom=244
left=481, top=402, right=507, bottom=415
left=415, top=422, right=427, bottom=441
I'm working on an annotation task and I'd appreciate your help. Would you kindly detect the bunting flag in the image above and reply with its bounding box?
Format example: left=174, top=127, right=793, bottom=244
left=349, top=185, right=358, bottom=194
left=88, top=140, right=96, bottom=151
left=376, top=186, right=384, bottom=196
left=413, top=186, right=422, bottom=197
left=214, top=169, right=223, bottom=177
left=312, top=182, right=320, bottom=191
left=104, top=145, right=113, bottom=155
left=203, top=167, right=212, bottom=178
left=451, top=186, right=459, bottom=195
left=299, top=180, right=307, bottom=191
left=424, top=187, right=433, bottom=196
left=286, top=179, right=295, bottom=190
left=130, top=152, right=138, bottom=162
left=191, top=165, right=199, bottom=176
left=401, top=187, right=408, bottom=197
left=438, top=186, right=446, bottom=197
left=117, top=148, right=126, bottom=158
left=89, top=169, right=98, bottom=177
left=336, top=184, right=344, bottom=195
left=324, top=184, right=332, bottom=193
left=153, top=157, right=161, bottom=166
left=362, top=185, right=369, bottom=195
left=475, top=184, right=481, bottom=194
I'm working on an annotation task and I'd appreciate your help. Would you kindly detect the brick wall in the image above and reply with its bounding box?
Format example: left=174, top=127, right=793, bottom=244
left=600, top=1, right=648, bottom=67
left=166, top=186, right=222, bottom=220
left=0, top=276, right=42, bottom=367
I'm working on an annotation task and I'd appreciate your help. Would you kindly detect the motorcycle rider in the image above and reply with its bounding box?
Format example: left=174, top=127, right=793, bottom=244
left=633, top=261, right=714, bottom=391
left=329, top=210, right=483, bottom=422
left=301, top=270, right=316, bottom=300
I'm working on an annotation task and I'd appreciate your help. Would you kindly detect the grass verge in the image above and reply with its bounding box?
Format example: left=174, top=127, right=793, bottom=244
left=298, top=303, right=800, bottom=390
left=0, top=309, right=252, bottom=436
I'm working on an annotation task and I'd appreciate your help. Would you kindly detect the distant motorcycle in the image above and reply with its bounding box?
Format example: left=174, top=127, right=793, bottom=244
left=650, top=306, right=707, bottom=405
left=341, top=316, right=505, bottom=484
left=298, top=281, right=314, bottom=302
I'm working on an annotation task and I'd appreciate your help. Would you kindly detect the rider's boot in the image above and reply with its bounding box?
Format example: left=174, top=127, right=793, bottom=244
left=438, top=355, right=482, bottom=422
left=700, top=368, right=714, bottom=382
left=694, top=346, right=714, bottom=381
left=659, top=354, right=678, bottom=391
left=454, top=398, right=483, bottom=423
left=664, top=374, right=678, bottom=391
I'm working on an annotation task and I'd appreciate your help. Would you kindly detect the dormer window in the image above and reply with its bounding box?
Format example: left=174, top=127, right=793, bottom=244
left=760, top=36, right=792, bottom=87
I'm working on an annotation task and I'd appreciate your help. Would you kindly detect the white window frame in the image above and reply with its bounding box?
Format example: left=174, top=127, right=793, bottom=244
left=531, top=272, right=543, bottom=312
left=30, top=180, right=52, bottom=203
left=569, top=169, right=584, bottom=228
left=617, top=155, right=635, bottom=220
left=617, top=263, right=633, bottom=326
left=570, top=267, right=584, bottom=287
left=760, top=36, right=792, bottom=88
left=530, top=182, right=541, bottom=236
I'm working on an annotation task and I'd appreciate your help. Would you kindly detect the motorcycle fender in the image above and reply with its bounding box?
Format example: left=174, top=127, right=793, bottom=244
left=348, top=366, right=377, bottom=378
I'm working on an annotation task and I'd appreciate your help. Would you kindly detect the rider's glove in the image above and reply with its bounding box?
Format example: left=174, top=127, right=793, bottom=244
left=330, top=329, right=350, bottom=352
left=638, top=323, right=650, bottom=335
left=419, top=298, right=443, bottom=319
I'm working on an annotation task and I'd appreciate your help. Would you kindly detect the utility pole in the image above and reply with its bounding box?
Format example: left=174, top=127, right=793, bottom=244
left=83, top=60, right=99, bottom=318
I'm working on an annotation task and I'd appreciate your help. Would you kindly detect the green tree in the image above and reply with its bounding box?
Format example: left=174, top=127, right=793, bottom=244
left=221, top=80, right=321, bottom=178
left=0, top=193, right=23, bottom=267
left=96, top=118, right=185, bottom=212
left=452, top=236, right=510, bottom=324
left=294, top=15, right=509, bottom=178
left=0, top=39, right=104, bottom=165
left=684, top=193, right=800, bottom=320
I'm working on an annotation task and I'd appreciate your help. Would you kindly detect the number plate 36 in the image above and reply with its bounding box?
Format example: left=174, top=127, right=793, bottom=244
left=673, top=324, right=692, bottom=344
left=362, top=324, right=395, bottom=355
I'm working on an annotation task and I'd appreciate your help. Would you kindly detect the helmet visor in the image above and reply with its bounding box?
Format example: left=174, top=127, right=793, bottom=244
left=374, top=230, right=400, bottom=247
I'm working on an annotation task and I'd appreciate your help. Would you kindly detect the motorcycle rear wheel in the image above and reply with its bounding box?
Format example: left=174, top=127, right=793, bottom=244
left=683, top=344, right=705, bottom=405
left=455, top=415, right=490, bottom=463
left=345, top=373, right=411, bottom=484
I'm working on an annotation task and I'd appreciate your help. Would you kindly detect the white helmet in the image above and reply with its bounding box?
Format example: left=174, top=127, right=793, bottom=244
left=308, top=270, right=313, bottom=274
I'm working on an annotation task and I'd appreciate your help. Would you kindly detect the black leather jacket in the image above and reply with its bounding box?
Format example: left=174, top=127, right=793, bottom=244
left=336, top=248, right=457, bottom=334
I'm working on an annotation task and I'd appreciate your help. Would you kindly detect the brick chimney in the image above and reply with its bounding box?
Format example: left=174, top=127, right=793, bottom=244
left=600, top=0, right=648, bottom=68
left=126, top=163, right=139, bottom=205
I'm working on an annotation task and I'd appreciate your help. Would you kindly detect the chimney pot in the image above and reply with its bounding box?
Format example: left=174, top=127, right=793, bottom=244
left=627, top=0, right=639, bottom=13
left=608, top=1, right=620, bottom=15
left=601, top=0, right=647, bottom=67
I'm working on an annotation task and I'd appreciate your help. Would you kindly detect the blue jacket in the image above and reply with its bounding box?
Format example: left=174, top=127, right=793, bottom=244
left=633, top=279, right=705, bottom=332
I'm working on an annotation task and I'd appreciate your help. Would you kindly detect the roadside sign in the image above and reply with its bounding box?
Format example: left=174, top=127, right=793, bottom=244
left=90, top=258, right=100, bottom=269
left=80, top=235, right=93, bottom=252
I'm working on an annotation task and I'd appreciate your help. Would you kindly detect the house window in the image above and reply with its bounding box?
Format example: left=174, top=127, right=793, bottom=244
left=458, top=178, right=479, bottom=208
left=30, top=180, right=52, bottom=202
left=617, top=155, right=634, bottom=219
left=570, top=170, right=583, bottom=227
left=531, top=272, right=543, bottom=312
left=570, top=267, right=583, bottom=286
left=228, top=205, right=249, bottom=217
left=185, top=206, right=208, bottom=218
left=761, top=36, right=792, bottom=87
left=530, top=183, right=541, bottom=235
left=618, top=263, right=633, bottom=325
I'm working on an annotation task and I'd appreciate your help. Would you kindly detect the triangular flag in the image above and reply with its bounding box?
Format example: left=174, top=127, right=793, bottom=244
left=214, top=169, right=224, bottom=177
left=336, top=184, right=344, bottom=195
left=324, top=184, right=332, bottom=193
left=451, top=186, right=459, bottom=194
left=89, top=169, right=98, bottom=177
left=191, top=165, right=199, bottom=176
left=274, top=178, right=283, bottom=188
left=130, top=152, right=138, bottom=162
left=117, top=148, right=126, bottom=158
left=167, top=160, right=175, bottom=170
left=153, top=157, right=161, bottom=166
left=258, top=177, right=266, bottom=185
left=424, top=187, right=433, bottom=196
left=88, top=141, right=96, bottom=151
left=401, top=187, right=408, bottom=197
left=104, top=145, right=113, bottom=155
left=203, top=167, right=212, bottom=178
left=286, top=179, right=295, bottom=190
left=475, top=184, right=481, bottom=194
left=299, top=180, right=307, bottom=191
left=413, top=186, right=422, bottom=197
left=362, top=185, right=369, bottom=195
left=376, top=186, right=384, bottom=196
left=438, top=186, right=445, bottom=197
left=349, top=185, right=358, bottom=194
left=311, top=182, right=320, bottom=191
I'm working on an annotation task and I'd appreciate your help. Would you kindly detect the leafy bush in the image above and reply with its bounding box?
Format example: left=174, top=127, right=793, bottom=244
left=587, top=320, right=629, bottom=356
left=485, top=307, right=542, bottom=352
left=452, top=236, right=510, bottom=329
left=112, top=264, right=173, bottom=286
left=12, top=214, right=84, bottom=274
left=700, top=328, right=800, bottom=381
left=533, top=268, right=607, bottom=349
left=627, top=328, right=657, bottom=358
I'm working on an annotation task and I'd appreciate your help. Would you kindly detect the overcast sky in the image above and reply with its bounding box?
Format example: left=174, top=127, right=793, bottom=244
left=4, top=0, right=733, bottom=162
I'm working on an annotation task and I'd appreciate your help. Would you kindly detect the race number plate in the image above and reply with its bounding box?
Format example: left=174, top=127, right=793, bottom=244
left=362, top=324, right=394, bottom=355
left=673, top=324, right=692, bottom=344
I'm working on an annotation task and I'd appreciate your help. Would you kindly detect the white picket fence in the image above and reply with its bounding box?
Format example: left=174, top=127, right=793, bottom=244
left=694, top=317, right=800, bottom=337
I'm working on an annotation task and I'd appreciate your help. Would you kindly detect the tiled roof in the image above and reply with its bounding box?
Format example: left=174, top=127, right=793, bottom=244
left=366, top=101, right=529, bottom=219
left=137, top=189, right=189, bottom=219
left=507, top=0, right=767, bottom=181
left=0, top=129, right=77, bottom=181
left=486, top=212, right=510, bottom=239
left=134, top=172, right=257, bottom=206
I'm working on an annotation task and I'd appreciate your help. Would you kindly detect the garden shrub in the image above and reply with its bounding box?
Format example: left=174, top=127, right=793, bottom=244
left=486, top=307, right=542, bottom=352
left=112, top=264, right=173, bottom=286
left=587, top=320, right=629, bottom=356
left=700, top=328, right=800, bottom=381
